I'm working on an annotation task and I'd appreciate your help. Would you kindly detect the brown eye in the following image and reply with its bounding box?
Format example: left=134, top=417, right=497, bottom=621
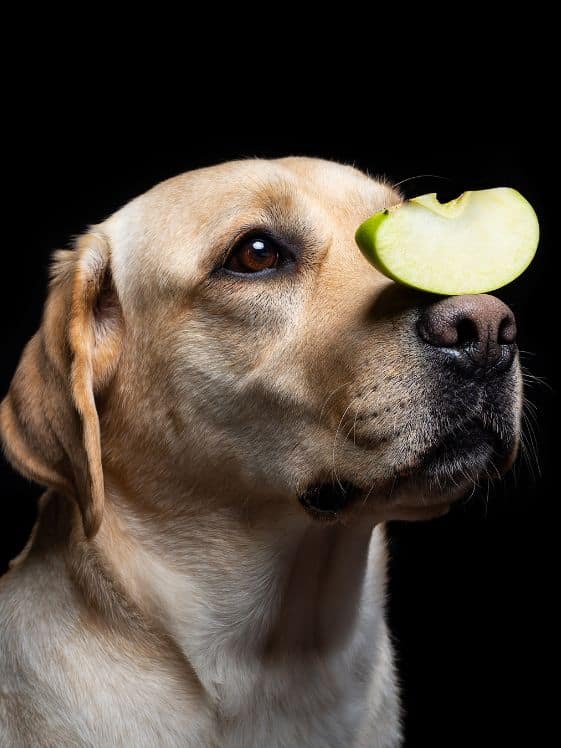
left=224, top=236, right=282, bottom=273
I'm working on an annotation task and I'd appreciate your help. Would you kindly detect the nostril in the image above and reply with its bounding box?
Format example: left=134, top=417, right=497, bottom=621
left=417, top=295, right=517, bottom=377
left=455, top=317, right=480, bottom=346
left=498, top=315, right=517, bottom=345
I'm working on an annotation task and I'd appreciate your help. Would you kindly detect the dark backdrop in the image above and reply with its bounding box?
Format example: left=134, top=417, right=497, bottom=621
left=0, top=116, right=556, bottom=747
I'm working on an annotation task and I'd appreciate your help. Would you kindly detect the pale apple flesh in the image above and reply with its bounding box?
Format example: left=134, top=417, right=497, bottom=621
left=355, top=188, right=539, bottom=295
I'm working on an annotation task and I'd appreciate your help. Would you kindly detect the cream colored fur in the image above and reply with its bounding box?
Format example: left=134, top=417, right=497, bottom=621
left=0, top=158, right=521, bottom=746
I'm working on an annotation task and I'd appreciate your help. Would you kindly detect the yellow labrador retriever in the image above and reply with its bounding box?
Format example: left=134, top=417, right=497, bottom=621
left=0, top=158, right=521, bottom=747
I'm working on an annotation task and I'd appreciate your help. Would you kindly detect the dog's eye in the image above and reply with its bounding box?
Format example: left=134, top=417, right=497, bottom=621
left=223, top=236, right=283, bottom=274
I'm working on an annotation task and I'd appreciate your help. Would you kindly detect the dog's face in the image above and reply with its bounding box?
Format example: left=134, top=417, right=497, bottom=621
left=1, top=157, right=522, bottom=534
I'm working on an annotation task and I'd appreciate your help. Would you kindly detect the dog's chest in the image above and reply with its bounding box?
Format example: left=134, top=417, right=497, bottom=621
left=157, top=528, right=398, bottom=746
left=211, top=655, right=366, bottom=746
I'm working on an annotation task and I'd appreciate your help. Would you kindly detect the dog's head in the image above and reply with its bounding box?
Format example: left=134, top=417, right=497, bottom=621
left=1, top=158, right=522, bottom=536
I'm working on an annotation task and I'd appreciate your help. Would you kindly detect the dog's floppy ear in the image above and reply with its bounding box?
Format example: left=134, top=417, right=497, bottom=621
left=0, top=232, right=123, bottom=538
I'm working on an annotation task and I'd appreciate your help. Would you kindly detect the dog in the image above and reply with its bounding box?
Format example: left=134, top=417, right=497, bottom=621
left=0, top=157, right=521, bottom=747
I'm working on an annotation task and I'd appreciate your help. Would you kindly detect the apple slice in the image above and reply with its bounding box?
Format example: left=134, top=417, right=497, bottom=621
left=355, top=188, right=539, bottom=295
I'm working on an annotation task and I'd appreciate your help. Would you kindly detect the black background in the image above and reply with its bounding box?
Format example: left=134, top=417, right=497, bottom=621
left=0, top=106, right=556, bottom=747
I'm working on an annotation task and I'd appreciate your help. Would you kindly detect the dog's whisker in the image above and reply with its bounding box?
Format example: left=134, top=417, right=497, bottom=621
left=387, top=474, right=399, bottom=501
left=361, top=482, right=376, bottom=506
left=487, top=455, right=502, bottom=482
left=318, top=380, right=353, bottom=425
left=391, top=174, right=450, bottom=189
left=518, top=432, right=534, bottom=481
left=520, top=411, right=541, bottom=479
left=331, top=399, right=356, bottom=490
left=350, top=390, right=373, bottom=445
left=521, top=365, right=552, bottom=391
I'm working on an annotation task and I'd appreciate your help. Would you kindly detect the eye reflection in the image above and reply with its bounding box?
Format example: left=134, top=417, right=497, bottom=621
left=223, top=236, right=281, bottom=273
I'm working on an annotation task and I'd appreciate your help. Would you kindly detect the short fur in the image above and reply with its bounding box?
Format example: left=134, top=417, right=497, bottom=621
left=0, top=158, right=521, bottom=746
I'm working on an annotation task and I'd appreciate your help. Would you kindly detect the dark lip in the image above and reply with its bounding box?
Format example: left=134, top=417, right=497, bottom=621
left=298, top=480, right=361, bottom=521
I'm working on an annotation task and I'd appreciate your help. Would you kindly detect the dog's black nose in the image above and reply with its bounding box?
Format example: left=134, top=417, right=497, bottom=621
left=418, top=294, right=517, bottom=376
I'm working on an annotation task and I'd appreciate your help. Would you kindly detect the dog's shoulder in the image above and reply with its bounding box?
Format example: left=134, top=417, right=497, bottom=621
left=0, top=549, right=216, bottom=746
left=0, top=551, right=79, bottom=745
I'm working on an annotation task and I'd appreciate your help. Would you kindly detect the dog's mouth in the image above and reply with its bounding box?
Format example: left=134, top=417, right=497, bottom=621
left=299, top=419, right=516, bottom=522
left=298, top=480, right=362, bottom=521
left=408, top=418, right=515, bottom=486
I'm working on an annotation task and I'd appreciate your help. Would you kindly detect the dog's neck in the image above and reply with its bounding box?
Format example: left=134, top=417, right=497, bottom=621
left=56, top=475, right=387, bottom=699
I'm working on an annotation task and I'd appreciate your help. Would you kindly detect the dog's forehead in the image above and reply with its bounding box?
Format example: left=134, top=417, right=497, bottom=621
left=276, top=157, right=393, bottom=203
left=110, top=157, right=387, bottom=223
left=103, top=158, right=396, bottom=301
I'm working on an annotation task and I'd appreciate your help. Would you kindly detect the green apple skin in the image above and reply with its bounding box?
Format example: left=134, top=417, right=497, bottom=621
left=355, top=188, right=539, bottom=295
left=355, top=211, right=406, bottom=287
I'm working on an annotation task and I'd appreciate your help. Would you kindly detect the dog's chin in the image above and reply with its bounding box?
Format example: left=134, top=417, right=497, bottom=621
left=298, top=422, right=517, bottom=524
left=298, top=478, right=460, bottom=524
